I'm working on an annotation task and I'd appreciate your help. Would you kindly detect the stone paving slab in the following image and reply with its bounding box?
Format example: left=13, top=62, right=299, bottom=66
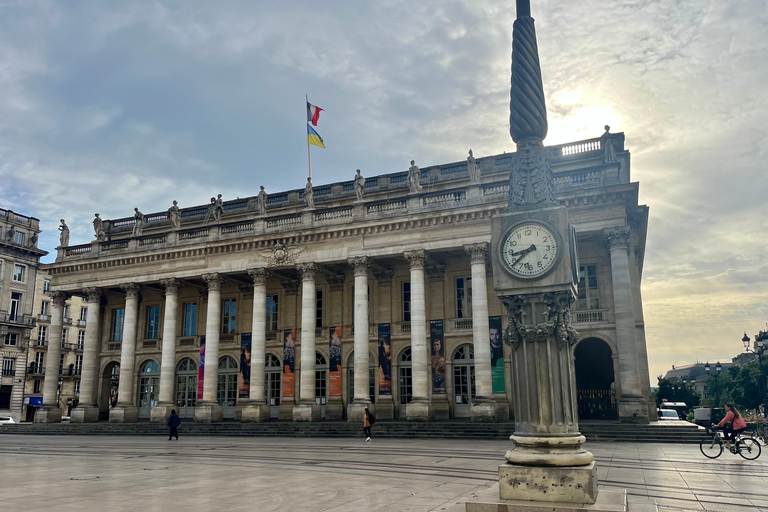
left=0, top=435, right=765, bottom=512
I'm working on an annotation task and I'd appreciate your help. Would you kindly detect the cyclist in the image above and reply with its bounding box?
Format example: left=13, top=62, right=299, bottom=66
left=718, top=404, right=747, bottom=452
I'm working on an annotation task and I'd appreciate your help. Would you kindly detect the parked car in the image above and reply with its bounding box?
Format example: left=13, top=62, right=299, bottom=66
left=0, top=416, right=16, bottom=425
left=61, top=416, right=71, bottom=422
left=658, top=409, right=681, bottom=421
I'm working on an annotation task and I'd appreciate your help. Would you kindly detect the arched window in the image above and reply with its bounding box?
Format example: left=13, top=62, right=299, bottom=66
left=137, top=359, right=160, bottom=418
left=398, top=348, right=413, bottom=415
left=265, top=353, right=281, bottom=417
left=175, top=357, right=197, bottom=417
left=217, top=356, right=238, bottom=417
left=452, top=344, right=476, bottom=417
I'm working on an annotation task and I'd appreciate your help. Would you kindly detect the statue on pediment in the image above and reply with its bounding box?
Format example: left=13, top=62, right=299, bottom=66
left=131, top=208, right=145, bottom=237
left=354, top=169, right=366, bottom=202
left=408, top=160, right=423, bottom=194
left=257, top=186, right=268, bottom=216
left=58, top=219, right=70, bottom=247
left=168, top=201, right=181, bottom=231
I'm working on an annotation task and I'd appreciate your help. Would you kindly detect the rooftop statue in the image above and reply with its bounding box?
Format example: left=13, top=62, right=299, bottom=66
left=408, top=160, right=423, bottom=194
left=601, top=125, right=616, bottom=163
left=168, top=201, right=181, bottom=231
left=257, top=186, right=268, bottom=217
left=211, top=194, right=224, bottom=223
left=467, top=149, right=480, bottom=183
left=131, top=208, right=145, bottom=237
left=354, top=169, right=366, bottom=202
left=304, top=177, right=315, bottom=209
left=58, top=219, right=70, bottom=247
left=93, top=213, right=106, bottom=241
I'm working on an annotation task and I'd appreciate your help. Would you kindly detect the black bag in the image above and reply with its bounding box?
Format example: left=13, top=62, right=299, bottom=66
left=368, top=413, right=376, bottom=425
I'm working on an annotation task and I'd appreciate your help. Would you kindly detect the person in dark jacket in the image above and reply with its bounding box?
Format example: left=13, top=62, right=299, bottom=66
left=167, top=410, right=181, bottom=440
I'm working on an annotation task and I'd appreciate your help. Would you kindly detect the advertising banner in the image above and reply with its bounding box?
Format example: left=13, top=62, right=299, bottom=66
left=239, top=332, right=252, bottom=399
left=197, top=336, right=206, bottom=400
left=377, top=323, right=392, bottom=396
left=328, top=326, right=343, bottom=396
left=490, top=316, right=505, bottom=393
left=430, top=319, right=446, bottom=394
left=282, top=329, right=296, bottom=397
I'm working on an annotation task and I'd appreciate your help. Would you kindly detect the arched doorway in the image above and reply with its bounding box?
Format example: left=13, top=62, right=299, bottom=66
left=574, top=338, right=617, bottom=420
left=452, top=345, right=476, bottom=418
left=347, top=350, right=376, bottom=409
left=265, top=354, right=281, bottom=419
left=218, top=356, right=238, bottom=419
left=315, top=352, right=327, bottom=419
left=398, top=348, right=412, bottom=418
left=137, top=360, right=160, bottom=419
left=99, top=361, right=120, bottom=419
left=175, top=358, right=197, bottom=419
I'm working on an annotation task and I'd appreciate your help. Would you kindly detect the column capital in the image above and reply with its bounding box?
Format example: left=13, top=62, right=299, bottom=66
left=373, top=270, right=393, bottom=287
left=160, top=278, right=181, bottom=295
left=426, top=264, right=445, bottom=282
left=121, top=282, right=141, bottom=300
left=347, top=256, right=370, bottom=277
left=464, top=242, right=489, bottom=264
left=49, top=291, right=69, bottom=308
left=248, top=267, right=270, bottom=286
left=281, top=280, right=299, bottom=296
left=82, top=287, right=103, bottom=304
left=603, top=226, right=631, bottom=252
left=404, top=249, right=427, bottom=270
left=326, top=275, right=345, bottom=291
left=202, top=273, right=224, bottom=291
left=297, top=262, right=317, bottom=281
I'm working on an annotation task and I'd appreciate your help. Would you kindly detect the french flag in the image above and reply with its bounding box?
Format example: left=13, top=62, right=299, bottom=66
left=307, top=101, right=324, bottom=126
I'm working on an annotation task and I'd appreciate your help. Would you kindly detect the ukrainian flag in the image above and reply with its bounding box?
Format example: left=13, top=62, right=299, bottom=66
left=307, top=124, right=326, bottom=148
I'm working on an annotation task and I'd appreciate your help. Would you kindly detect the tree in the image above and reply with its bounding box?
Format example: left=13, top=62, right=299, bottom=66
left=655, top=377, right=701, bottom=410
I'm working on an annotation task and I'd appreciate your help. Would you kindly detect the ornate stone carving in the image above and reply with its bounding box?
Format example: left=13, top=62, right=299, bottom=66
left=168, top=201, right=181, bottom=231
left=58, top=219, right=70, bottom=247
left=281, top=280, right=299, bottom=296
left=258, top=241, right=306, bottom=268
left=373, top=270, right=393, bottom=287
left=211, top=194, right=224, bottom=223
left=407, top=160, right=423, bottom=194
left=426, top=265, right=445, bottom=282
left=202, top=273, right=223, bottom=291
left=93, top=213, right=106, bottom=241
left=464, top=242, right=488, bottom=265
left=501, top=292, right=579, bottom=351
left=297, top=262, right=317, bottom=281
left=467, top=149, right=480, bottom=183
left=257, top=186, right=268, bottom=217
left=248, top=267, right=270, bottom=286
left=347, top=256, right=370, bottom=277
left=121, top=282, right=141, bottom=299
left=507, top=138, right=557, bottom=210
left=354, top=169, right=366, bottom=202
left=131, top=208, right=145, bottom=237
left=601, top=125, right=616, bottom=163
left=604, top=226, right=631, bottom=251
left=404, top=249, right=426, bottom=270
left=326, top=275, right=345, bottom=291
left=160, top=278, right=181, bottom=295
left=304, top=178, right=315, bottom=209
left=49, top=291, right=68, bottom=308
left=83, top=287, right=102, bottom=304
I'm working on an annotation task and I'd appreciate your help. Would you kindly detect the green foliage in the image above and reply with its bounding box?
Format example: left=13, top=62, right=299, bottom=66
left=704, top=359, right=768, bottom=411
left=687, top=411, right=695, bottom=422
left=654, top=377, right=701, bottom=409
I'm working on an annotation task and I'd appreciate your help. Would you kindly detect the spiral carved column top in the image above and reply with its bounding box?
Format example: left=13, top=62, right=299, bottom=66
left=509, top=14, right=548, bottom=142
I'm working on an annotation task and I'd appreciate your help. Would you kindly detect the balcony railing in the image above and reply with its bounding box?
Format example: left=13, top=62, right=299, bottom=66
left=396, top=322, right=411, bottom=335
left=178, top=336, right=197, bottom=347
left=36, top=340, right=48, bottom=348
left=0, top=313, right=36, bottom=327
left=78, top=319, right=87, bottom=327
left=450, top=318, right=473, bottom=331
left=2, top=369, right=17, bottom=376
left=63, top=317, right=72, bottom=325
left=574, top=310, right=606, bottom=323
left=38, top=314, right=50, bottom=322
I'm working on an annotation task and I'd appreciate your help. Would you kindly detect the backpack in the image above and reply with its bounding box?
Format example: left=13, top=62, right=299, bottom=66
left=368, top=412, right=376, bottom=425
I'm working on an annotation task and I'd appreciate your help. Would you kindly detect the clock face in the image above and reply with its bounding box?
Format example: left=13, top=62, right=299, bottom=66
left=500, top=222, right=560, bottom=278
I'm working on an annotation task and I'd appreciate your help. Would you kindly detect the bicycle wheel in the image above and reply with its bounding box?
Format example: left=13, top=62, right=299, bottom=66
left=737, top=438, right=761, bottom=460
left=700, top=436, right=723, bottom=458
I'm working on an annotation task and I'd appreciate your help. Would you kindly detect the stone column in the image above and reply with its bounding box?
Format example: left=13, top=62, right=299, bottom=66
left=35, top=291, right=67, bottom=423
left=195, top=273, right=224, bottom=422
left=242, top=268, right=271, bottom=422
left=347, top=256, right=371, bottom=421
left=604, top=226, right=648, bottom=423
left=404, top=250, right=432, bottom=420
left=465, top=243, right=496, bottom=421
left=71, top=287, right=102, bottom=423
left=373, top=270, right=395, bottom=420
left=293, top=263, right=321, bottom=421
left=111, top=283, right=141, bottom=422
left=151, top=278, right=180, bottom=423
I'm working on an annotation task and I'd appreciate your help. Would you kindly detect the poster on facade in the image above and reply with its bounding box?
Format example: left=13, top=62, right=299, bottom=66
left=490, top=316, right=505, bottom=394
left=430, top=320, right=446, bottom=394
left=197, top=336, right=206, bottom=400
left=377, top=323, right=392, bottom=396
left=282, top=329, right=296, bottom=397
left=328, top=326, right=342, bottom=396
left=239, top=332, right=252, bottom=399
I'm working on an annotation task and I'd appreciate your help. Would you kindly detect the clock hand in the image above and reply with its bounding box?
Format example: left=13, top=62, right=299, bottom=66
left=511, top=244, right=536, bottom=266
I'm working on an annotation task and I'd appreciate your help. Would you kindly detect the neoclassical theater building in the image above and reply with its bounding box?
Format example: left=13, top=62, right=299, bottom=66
left=38, top=132, right=652, bottom=424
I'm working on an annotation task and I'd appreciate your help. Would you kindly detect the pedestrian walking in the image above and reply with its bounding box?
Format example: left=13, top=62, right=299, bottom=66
left=364, top=407, right=375, bottom=442
left=167, top=409, right=181, bottom=440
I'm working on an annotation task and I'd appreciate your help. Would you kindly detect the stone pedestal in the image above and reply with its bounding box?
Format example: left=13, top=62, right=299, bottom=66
left=278, top=398, right=294, bottom=420
left=375, top=397, right=395, bottom=420
left=406, top=399, right=433, bottom=421
left=618, top=397, right=649, bottom=424
left=70, top=405, right=99, bottom=423
left=499, top=461, right=597, bottom=504
left=110, top=405, right=138, bottom=423
left=293, top=402, right=321, bottom=422
left=466, top=488, right=631, bottom=512
left=325, top=396, right=344, bottom=420
left=495, top=394, right=511, bottom=420
left=347, top=402, right=372, bottom=422
left=471, top=397, right=497, bottom=422
left=432, top=395, right=450, bottom=420
left=240, top=402, right=271, bottom=422
left=150, top=403, right=175, bottom=423
left=34, top=406, right=62, bottom=423
left=194, top=401, right=223, bottom=423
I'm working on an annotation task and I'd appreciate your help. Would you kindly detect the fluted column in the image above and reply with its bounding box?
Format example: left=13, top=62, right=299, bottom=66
left=242, top=268, right=271, bottom=422
left=195, top=273, right=224, bottom=422
left=71, top=287, right=102, bottom=423
left=347, top=256, right=371, bottom=421
left=111, top=283, right=140, bottom=422
left=151, top=278, right=180, bottom=422
left=604, top=226, right=648, bottom=423
left=35, top=292, right=67, bottom=422
left=404, top=250, right=432, bottom=420
left=293, top=263, right=321, bottom=421
left=465, top=243, right=496, bottom=421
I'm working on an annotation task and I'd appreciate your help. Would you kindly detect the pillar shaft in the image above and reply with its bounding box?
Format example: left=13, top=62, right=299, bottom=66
left=78, top=289, right=102, bottom=406
left=350, top=257, right=370, bottom=404
left=298, top=263, right=317, bottom=403
left=41, top=292, right=66, bottom=406
left=116, top=284, right=140, bottom=406
left=202, top=274, right=222, bottom=402
left=467, top=244, right=493, bottom=398
left=405, top=251, right=428, bottom=401
left=249, top=269, right=268, bottom=403
left=158, top=279, right=180, bottom=404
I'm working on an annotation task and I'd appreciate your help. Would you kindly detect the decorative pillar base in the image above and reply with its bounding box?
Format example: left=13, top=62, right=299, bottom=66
left=325, top=396, right=344, bottom=420
left=374, top=397, right=394, bottom=420
left=70, top=405, right=99, bottom=423
left=150, top=403, right=175, bottom=423
left=432, top=395, right=450, bottom=420
left=240, top=402, right=272, bottom=422
left=109, top=405, right=138, bottom=423
left=406, top=399, right=433, bottom=421
left=194, top=401, right=224, bottom=423
left=293, top=402, right=321, bottom=422
left=494, top=394, right=511, bottom=420
left=470, top=397, right=497, bottom=422
left=618, top=397, right=649, bottom=424
left=498, top=461, right=597, bottom=504
left=278, top=397, right=295, bottom=420
left=347, top=401, right=373, bottom=422
left=506, top=435, right=594, bottom=467
left=34, top=406, right=62, bottom=423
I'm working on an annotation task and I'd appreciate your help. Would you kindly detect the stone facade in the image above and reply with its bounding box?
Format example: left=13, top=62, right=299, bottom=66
left=42, top=134, right=652, bottom=423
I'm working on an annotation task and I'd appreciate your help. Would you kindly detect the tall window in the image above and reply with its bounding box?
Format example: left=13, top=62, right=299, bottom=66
left=41, top=301, right=50, bottom=316
left=77, top=330, right=85, bottom=350
left=59, top=354, right=65, bottom=375
left=315, top=290, right=323, bottom=328
left=14, top=231, right=24, bottom=244
left=222, top=299, right=237, bottom=334
left=10, top=292, right=21, bottom=320
left=456, top=277, right=472, bottom=318
left=402, top=282, right=411, bottom=322
left=4, top=333, right=18, bottom=346
left=112, top=308, right=125, bottom=342
left=266, top=295, right=278, bottom=331
left=577, top=265, right=600, bottom=310
left=2, top=359, right=15, bottom=376
left=79, top=307, right=88, bottom=321
left=34, top=352, right=44, bottom=373
left=146, top=305, right=160, bottom=339
left=74, top=381, right=80, bottom=397
left=13, top=264, right=25, bottom=282
left=34, top=379, right=42, bottom=394
left=63, top=305, right=70, bottom=319
left=38, top=326, right=48, bottom=343
left=61, top=328, right=68, bottom=346
left=183, top=303, right=197, bottom=337
left=75, top=355, right=83, bottom=375
left=43, top=279, right=51, bottom=294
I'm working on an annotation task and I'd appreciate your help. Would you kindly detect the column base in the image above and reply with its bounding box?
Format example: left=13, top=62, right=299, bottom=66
left=150, top=403, right=176, bottom=423
left=432, top=395, right=450, bottom=420
left=293, top=402, right=322, bottom=422
left=278, top=397, right=295, bottom=420
left=494, top=394, right=511, bottom=420
left=347, top=401, right=373, bottom=422
left=618, top=396, right=649, bottom=424
left=471, top=397, right=497, bottom=422
left=325, top=396, right=344, bottom=420
left=498, top=461, right=597, bottom=504
left=70, top=405, right=100, bottom=423
left=194, top=401, right=224, bottom=423
left=506, top=434, right=594, bottom=467
left=240, top=402, right=271, bottom=422
left=34, top=405, right=62, bottom=423
left=110, top=405, right=138, bottom=423
left=374, top=397, right=394, bottom=420
left=406, top=399, right=433, bottom=421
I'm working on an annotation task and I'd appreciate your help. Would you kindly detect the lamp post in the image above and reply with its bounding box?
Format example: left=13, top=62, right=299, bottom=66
left=57, top=377, right=63, bottom=409
left=705, top=361, right=722, bottom=407
left=742, top=330, right=768, bottom=412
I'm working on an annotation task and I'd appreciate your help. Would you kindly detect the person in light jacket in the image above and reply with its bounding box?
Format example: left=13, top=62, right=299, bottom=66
left=718, top=404, right=747, bottom=451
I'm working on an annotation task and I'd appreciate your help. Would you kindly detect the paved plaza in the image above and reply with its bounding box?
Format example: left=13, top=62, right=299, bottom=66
left=0, top=434, right=766, bottom=512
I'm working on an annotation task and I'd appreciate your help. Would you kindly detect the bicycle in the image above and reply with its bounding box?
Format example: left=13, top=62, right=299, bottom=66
left=700, top=424, right=761, bottom=460
left=750, top=424, right=768, bottom=445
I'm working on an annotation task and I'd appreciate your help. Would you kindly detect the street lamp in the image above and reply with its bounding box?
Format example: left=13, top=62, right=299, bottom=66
left=705, top=361, right=722, bottom=407
left=743, top=329, right=768, bottom=413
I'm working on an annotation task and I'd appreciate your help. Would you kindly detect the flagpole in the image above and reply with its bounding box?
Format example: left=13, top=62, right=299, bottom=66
left=306, top=94, right=312, bottom=180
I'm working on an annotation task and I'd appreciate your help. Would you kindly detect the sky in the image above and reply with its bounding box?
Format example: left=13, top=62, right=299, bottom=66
left=1, top=0, right=767, bottom=385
